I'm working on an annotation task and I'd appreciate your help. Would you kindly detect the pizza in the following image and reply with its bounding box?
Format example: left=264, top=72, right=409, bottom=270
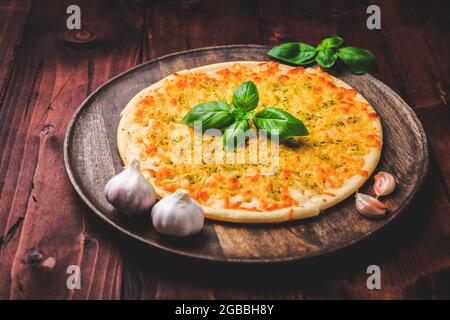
left=117, top=61, right=382, bottom=223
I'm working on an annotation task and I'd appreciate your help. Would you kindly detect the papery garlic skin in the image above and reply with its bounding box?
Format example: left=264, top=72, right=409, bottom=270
left=355, top=193, right=387, bottom=218
left=104, top=159, right=156, bottom=214
left=151, top=189, right=204, bottom=237
left=373, top=172, right=396, bottom=197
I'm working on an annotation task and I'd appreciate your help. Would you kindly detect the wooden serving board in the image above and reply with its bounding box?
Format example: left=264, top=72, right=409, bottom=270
left=64, top=45, right=428, bottom=263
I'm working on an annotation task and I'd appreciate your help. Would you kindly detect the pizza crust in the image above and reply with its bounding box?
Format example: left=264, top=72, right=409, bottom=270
left=117, top=61, right=382, bottom=223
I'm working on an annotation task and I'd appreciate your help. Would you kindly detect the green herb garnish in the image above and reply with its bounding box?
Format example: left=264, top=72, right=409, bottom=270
left=180, top=100, right=234, bottom=131
left=268, top=36, right=377, bottom=75
left=223, top=119, right=251, bottom=151
left=252, top=107, right=308, bottom=141
left=181, top=81, right=309, bottom=150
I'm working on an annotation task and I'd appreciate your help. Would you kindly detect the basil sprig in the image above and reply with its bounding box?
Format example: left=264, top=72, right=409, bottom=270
left=268, top=36, right=377, bottom=75
left=182, top=81, right=309, bottom=150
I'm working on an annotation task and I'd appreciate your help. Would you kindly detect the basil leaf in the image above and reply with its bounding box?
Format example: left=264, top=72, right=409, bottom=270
left=316, top=48, right=337, bottom=68
left=223, top=119, right=250, bottom=150
left=181, top=101, right=234, bottom=131
left=268, top=42, right=317, bottom=65
left=337, top=47, right=377, bottom=75
left=232, top=81, right=259, bottom=112
left=318, top=36, right=343, bottom=50
left=253, top=107, right=308, bottom=141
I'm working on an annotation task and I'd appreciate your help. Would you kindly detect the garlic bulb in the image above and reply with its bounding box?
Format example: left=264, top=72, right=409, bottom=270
left=355, top=193, right=387, bottom=218
left=373, top=172, right=396, bottom=197
left=151, top=189, right=204, bottom=237
left=104, top=159, right=156, bottom=214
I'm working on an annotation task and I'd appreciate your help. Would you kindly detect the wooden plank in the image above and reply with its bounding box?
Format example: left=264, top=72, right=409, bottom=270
left=372, top=0, right=449, bottom=110
left=0, top=1, right=32, bottom=273
left=0, top=0, right=33, bottom=105
left=141, top=0, right=261, bottom=61
left=0, top=0, right=144, bottom=299
left=373, top=0, right=450, bottom=192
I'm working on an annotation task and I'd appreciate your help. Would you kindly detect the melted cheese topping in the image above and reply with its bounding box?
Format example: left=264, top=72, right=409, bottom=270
left=130, top=62, right=381, bottom=212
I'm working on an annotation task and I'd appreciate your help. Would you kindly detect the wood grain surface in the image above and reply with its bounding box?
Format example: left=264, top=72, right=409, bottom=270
left=65, top=45, right=428, bottom=263
left=0, top=0, right=449, bottom=299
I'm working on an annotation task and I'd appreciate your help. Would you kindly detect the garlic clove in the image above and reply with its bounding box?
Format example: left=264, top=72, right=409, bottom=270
left=104, top=158, right=157, bottom=215
left=151, top=189, right=204, bottom=237
left=373, top=172, right=396, bottom=197
left=355, top=193, right=387, bottom=218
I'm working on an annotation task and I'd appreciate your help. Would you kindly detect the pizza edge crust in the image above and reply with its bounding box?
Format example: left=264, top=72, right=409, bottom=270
left=117, top=61, right=383, bottom=223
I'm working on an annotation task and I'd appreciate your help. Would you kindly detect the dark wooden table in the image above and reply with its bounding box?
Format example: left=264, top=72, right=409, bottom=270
left=0, top=0, right=449, bottom=300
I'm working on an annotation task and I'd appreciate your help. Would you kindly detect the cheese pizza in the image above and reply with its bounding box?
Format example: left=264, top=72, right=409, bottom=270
left=117, top=61, right=382, bottom=223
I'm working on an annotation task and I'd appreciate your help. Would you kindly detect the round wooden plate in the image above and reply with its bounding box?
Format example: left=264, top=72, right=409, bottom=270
left=64, top=45, right=428, bottom=263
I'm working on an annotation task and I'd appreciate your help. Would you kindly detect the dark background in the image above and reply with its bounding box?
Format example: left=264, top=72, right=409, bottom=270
left=0, top=0, right=449, bottom=299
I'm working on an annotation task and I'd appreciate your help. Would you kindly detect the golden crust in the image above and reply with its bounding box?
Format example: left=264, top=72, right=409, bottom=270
left=117, top=61, right=382, bottom=223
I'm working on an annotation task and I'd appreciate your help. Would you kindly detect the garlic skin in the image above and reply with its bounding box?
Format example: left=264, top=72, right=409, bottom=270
left=104, top=159, right=156, bottom=214
left=151, top=189, right=204, bottom=237
left=373, top=172, right=396, bottom=197
left=355, top=193, right=387, bottom=218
